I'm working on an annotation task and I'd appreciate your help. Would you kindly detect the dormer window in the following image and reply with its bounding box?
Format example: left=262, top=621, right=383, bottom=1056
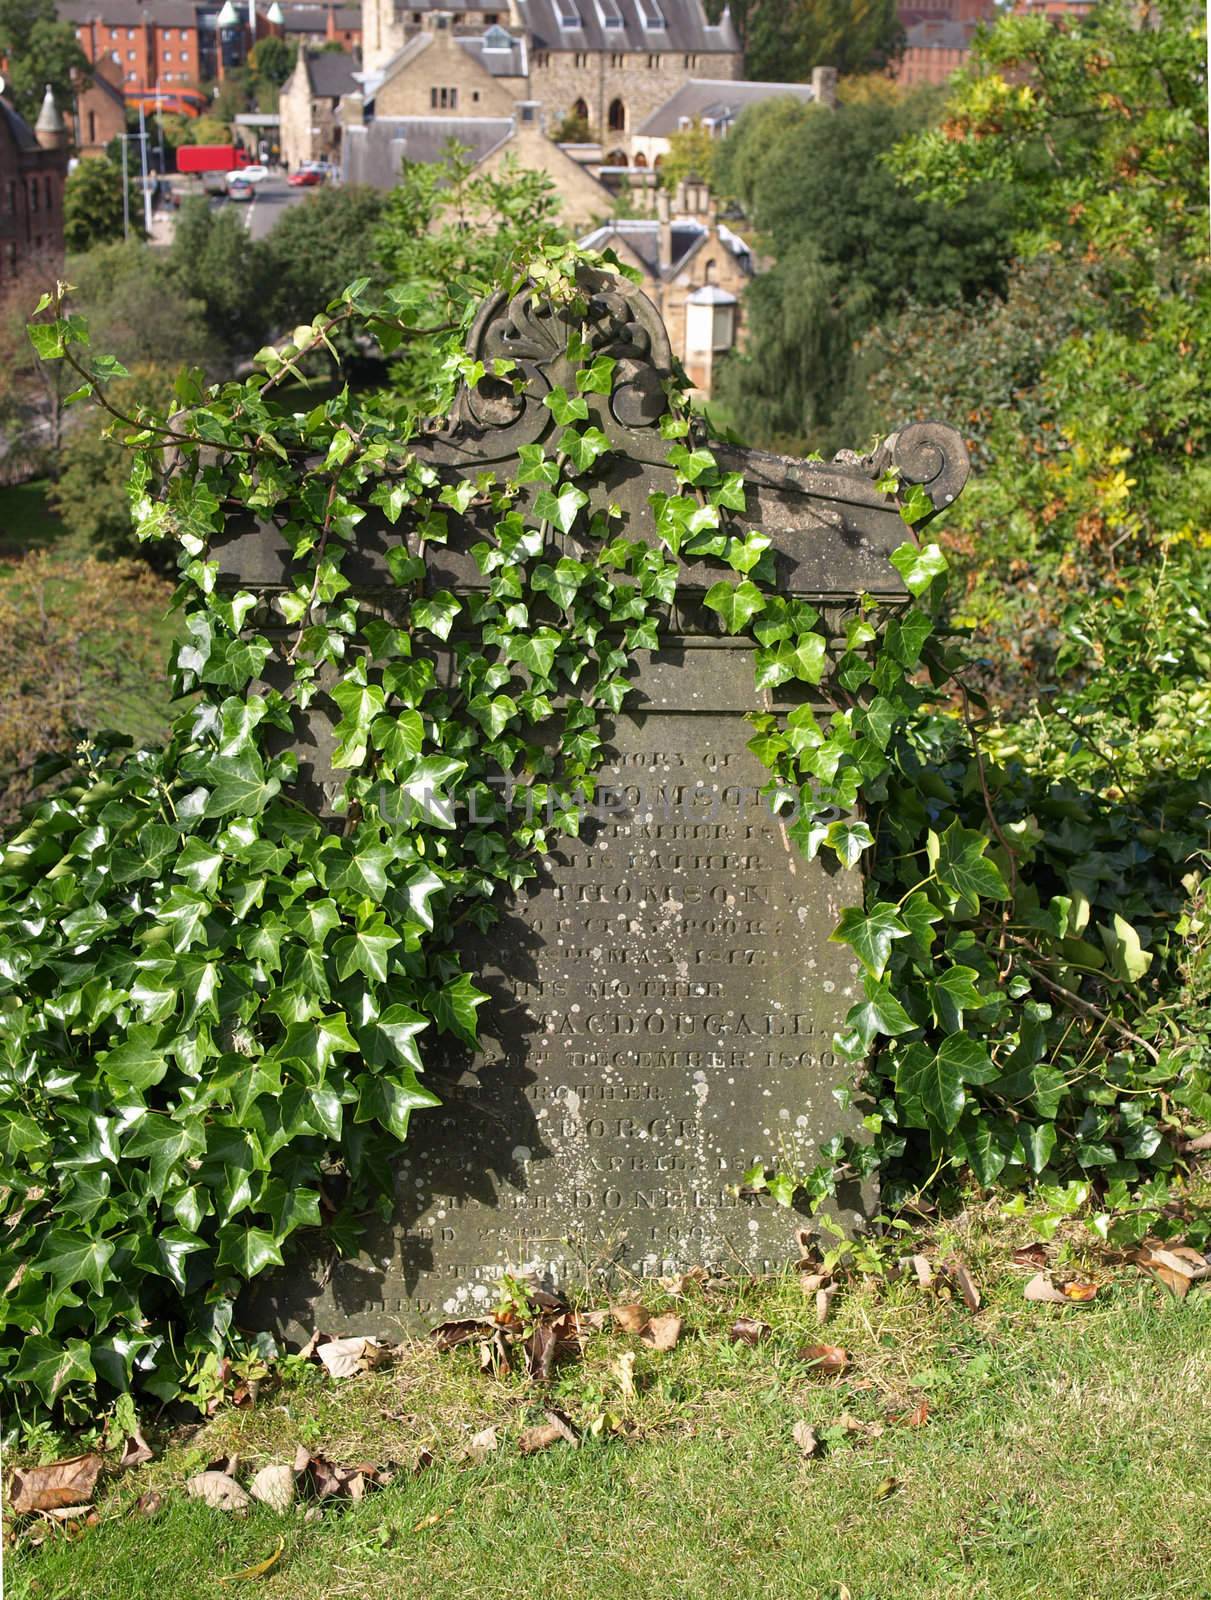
left=483, top=22, right=512, bottom=48
left=637, top=0, right=666, bottom=28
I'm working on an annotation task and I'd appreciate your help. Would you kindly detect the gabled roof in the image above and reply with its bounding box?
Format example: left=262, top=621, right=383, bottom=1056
left=637, top=77, right=817, bottom=136
left=303, top=47, right=360, bottom=97
left=902, top=16, right=982, bottom=46
left=275, top=2, right=360, bottom=31
left=0, top=97, right=38, bottom=154
left=516, top=0, right=739, bottom=55
left=578, top=215, right=752, bottom=281
left=343, top=115, right=514, bottom=188
left=458, top=30, right=528, bottom=77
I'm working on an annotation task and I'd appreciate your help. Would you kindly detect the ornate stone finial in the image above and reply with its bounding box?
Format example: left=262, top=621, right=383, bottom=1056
left=34, top=83, right=67, bottom=150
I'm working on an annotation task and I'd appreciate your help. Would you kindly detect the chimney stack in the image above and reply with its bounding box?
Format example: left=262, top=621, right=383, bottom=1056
left=811, top=65, right=838, bottom=108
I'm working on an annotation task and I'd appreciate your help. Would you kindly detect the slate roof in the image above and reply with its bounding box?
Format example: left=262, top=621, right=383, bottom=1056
left=303, top=47, right=360, bottom=96
left=58, top=0, right=198, bottom=25
left=516, top=0, right=739, bottom=55
left=458, top=29, right=528, bottom=77
left=902, top=16, right=982, bottom=46
left=578, top=215, right=751, bottom=280
left=277, top=3, right=360, bottom=32
left=638, top=77, right=817, bottom=136
left=0, top=97, right=38, bottom=153
left=343, top=115, right=513, bottom=188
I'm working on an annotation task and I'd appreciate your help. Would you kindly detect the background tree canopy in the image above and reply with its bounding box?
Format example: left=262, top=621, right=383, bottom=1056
left=0, top=0, right=88, bottom=121
left=703, top=0, right=903, bottom=81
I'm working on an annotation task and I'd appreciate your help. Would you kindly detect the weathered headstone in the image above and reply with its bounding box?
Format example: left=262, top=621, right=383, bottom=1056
left=228, top=270, right=969, bottom=1334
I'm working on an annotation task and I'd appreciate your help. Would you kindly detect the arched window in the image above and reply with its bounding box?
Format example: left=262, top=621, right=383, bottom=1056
left=604, top=148, right=628, bottom=166
left=652, top=153, right=663, bottom=168
left=607, top=97, right=625, bottom=132
left=634, top=151, right=648, bottom=167
left=704, top=257, right=717, bottom=284
left=573, top=96, right=589, bottom=121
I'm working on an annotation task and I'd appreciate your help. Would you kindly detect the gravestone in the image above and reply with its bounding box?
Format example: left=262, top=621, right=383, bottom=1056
left=227, top=269, right=970, bottom=1335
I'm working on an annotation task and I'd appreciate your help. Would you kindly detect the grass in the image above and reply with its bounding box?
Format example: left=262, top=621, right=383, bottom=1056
left=7, top=1204, right=1211, bottom=1600
left=0, top=479, right=70, bottom=555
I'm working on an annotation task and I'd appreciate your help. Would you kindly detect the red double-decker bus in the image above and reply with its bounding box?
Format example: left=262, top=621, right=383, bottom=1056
left=124, top=87, right=209, bottom=119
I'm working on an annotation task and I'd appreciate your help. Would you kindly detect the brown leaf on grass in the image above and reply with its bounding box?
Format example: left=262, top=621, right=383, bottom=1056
left=816, top=1285, right=839, bottom=1325
left=297, top=1329, right=325, bottom=1361
left=431, top=1318, right=492, bottom=1352
left=185, top=1472, right=251, bottom=1513
left=944, top=1259, right=981, bottom=1312
left=796, top=1344, right=851, bottom=1377
left=611, top=1303, right=651, bottom=1335
left=9, top=1454, right=104, bottom=1516
left=728, top=1317, right=771, bottom=1346
left=464, top=1427, right=499, bottom=1466
left=118, top=1428, right=153, bottom=1469
left=524, top=1319, right=561, bottom=1382
left=910, top=1254, right=934, bottom=1288
left=658, top=1267, right=706, bottom=1296
left=414, top=1447, right=436, bottom=1476
left=1134, top=1248, right=1197, bottom=1299
left=792, top=1421, right=822, bottom=1459
left=249, top=1464, right=295, bottom=1514
left=893, top=1398, right=930, bottom=1428
left=794, top=1228, right=817, bottom=1263
left=1024, top=1273, right=1071, bottom=1304
left=131, top=1490, right=163, bottom=1518
left=579, top=1309, right=611, bottom=1331
left=640, top=1313, right=682, bottom=1352
left=479, top=1327, right=512, bottom=1375
left=837, top=1412, right=884, bottom=1441
left=316, top=1336, right=393, bottom=1380
left=218, top=1535, right=284, bottom=1584
left=1060, top=1281, right=1099, bottom=1301
left=614, top=1350, right=637, bottom=1402
left=1012, top=1242, right=1049, bottom=1270
left=799, top=1272, right=830, bottom=1295
left=411, top=1508, right=452, bottom=1532
left=518, top=1411, right=578, bottom=1455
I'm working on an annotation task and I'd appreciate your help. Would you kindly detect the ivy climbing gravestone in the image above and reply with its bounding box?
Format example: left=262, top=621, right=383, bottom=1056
left=229, top=269, right=969, bottom=1334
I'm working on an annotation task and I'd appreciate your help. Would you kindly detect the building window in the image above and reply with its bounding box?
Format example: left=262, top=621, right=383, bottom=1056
left=472, top=89, right=479, bottom=101
left=181, top=50, right=189, bottom=61
left=607, top=96, right=625, bottom=131
left=87, top=109, right=96, bottom=142
left=534, top=49, right=549, bottom=66
left=127, top=27, right=134, bottom=37
left=683, top=52, right=697, bottom=68
left=574, top=50, right=588, bottom=67
left=164, top=49, right=172, bottom=59
left=30, top=179, right=39, bottom=213
left=647, top=53, right=661, bottom=67
left=127, top=49, right=135, bottom=59
left=44, top=176, right=52, bottom=207
left=431, top=85, right=458, bottom=108
left=610, top=51, right=623, bottom=65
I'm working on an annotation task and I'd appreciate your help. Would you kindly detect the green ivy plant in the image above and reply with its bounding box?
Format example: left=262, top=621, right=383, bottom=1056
left=1, top=251, right=1205, bottom=1425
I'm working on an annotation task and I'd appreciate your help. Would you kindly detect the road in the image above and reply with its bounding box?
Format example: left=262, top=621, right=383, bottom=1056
left=241, top=173, right=309, bottom=241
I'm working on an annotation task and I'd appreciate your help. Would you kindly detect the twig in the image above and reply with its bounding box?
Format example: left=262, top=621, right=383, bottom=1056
left=1024, top=963, right=1160, bottom=1063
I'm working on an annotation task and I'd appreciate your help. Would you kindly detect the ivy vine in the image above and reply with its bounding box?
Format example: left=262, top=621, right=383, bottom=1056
left=0, top=252, right=1205, bottom=1423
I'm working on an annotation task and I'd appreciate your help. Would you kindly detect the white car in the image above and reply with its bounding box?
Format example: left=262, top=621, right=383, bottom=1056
left=236, top=164, right=270, bottom=184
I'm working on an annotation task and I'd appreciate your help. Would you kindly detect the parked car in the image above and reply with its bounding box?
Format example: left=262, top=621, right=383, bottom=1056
left=287, top=165, right=324, bottom=187
left=238, top=164, right=271, bottom=184
left=226, top=177, right=253, bottom=202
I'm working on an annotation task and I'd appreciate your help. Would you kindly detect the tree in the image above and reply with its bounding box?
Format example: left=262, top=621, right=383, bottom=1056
left=69, top=241, right=216, bottom=372
left=660, top=117, right=717, bottom=192
left=261, top=184, right=387, bottom=334
left=713, top=89, right=1014, bottom=449
left=249, top=35, right=297, bottom=89
left=0, top=262, right=74, bottom=470
left=167, top=197, right=273, bottom=351
left=63, top=156, right=132, bottom=254
left=0, top=0, right=89, bottom=122
left=703, top=0, right=902, bottom=82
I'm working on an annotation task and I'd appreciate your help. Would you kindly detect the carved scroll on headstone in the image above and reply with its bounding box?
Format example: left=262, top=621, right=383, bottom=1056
left=229, top=268, right=970, bottom=1336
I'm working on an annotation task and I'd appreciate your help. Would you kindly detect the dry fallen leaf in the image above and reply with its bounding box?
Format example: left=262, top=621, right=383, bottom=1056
left=796, top=1343, right=851, bottom=1377
left=9, top=1454, right=104, bottom=1516
left=431, top=1318, right=491, bottom=1352
left=799, top=1272, right=830, bottom=1295
left=611, top=1303, right=651, bottom=1335
left=658, top=1267, right=706, bottom=1295
left=517, top=1412, right=577, bottom=1455
left=874, top=1476, right=900, bottom=1501
left=944, top=1258, right=981, bottom=1312
left=185, top=1472, right=251, bottom=1513
left=640, top=1313, right=682, bottom=1352
left=1024, top=1273, right=1071, bottom=1305
left=816, top=1285, right=839, bottom=1325
left=728, top=1317, right=771, bottom=1346
left=317, top=1336, right=392, bottom=1380
left=249, top=1464, right=295, bottom=1514
left=1012, top=1242, right=1049, bottom=1270
left=411, top=1508, right=452, bottom=1532
left=464, top=1427, right=499, bottom=1466
left=131, top=1490, right=163, bottom=1518
left=614, top=1350, right=637, bottom=1402
left=894, top=1398, right=930, bottom=1428
left=792, top=1421, right=822, bottom=1459
left=219, top=1536, right=285, bottom=1584
left=910, top=1254, right=934, bottom=1288
left=1060, top=1281, right=1098, bottom=1301
left=118, top=1428, right=154, bottom=1470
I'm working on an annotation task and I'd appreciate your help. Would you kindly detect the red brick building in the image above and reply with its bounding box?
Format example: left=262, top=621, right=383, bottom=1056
left=890, top=0, right=996, bottom=86
left=0, top=87, right=70, bottom=289
left=71, top=54, right=128, bottom=155
left=60, top=0, right=203, bottom=90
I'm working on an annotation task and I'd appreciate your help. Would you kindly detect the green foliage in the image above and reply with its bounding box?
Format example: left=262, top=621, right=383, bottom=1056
left=67, top=241, right=218, bottom=372
left=703, top=0, right=903, bottom=81
left=659, top=118, right=717, bottom=193
left=0, top=0, right=88, bottom=122
left=248, top=35, right=296, bottom=90
left=64, top=158, right=133, bottom=255
left=167, top=198, right=274, bottom=352
left=713, top=91, right=1014, bottom=451
left=260, top=184, right=387, bottom=338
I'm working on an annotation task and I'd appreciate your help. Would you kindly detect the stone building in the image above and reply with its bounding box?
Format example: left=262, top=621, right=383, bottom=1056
left=280, top=45, right=360, bottom=168
left=630, top=71, right=829, bottom=168
left=579, top=178, right=752, bottom=397
left=0, top=86, right=70, bottom=289
left=70, top=54, right=128, bottom=157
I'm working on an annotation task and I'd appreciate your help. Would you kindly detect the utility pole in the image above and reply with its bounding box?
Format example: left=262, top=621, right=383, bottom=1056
left=121, top=132, right=130, bottom=240
left=138, top=104, right=152, bottom=234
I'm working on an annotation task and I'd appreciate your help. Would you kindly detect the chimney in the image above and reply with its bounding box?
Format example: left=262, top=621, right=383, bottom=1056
left=341, top=91, right=364, bottom=126
left=811, top=65, right=838, bottom=108
left=656, top=186, right=671, bottom=274
left=326, top=0, right=337, bottom=40
left=34, top=84, right=68, bottom=150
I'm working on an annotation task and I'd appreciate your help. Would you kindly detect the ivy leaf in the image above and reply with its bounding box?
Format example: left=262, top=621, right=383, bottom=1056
left=558, top=426, right=611, bottom=472
left=332, top=919, right=401, bottom=984
left=534, top=484, right=589, bottom=536
left=895, top=1040, right=965, bottom=1134
left=890, top=540, right=948, bottom=595
left=928, top=965, right=985, bottom=1032
left=7, top=1336, right=96, bottom=1405
left=371, top=709, right=425, bottom=769
left=1098, top=914, right=1153, bottom=983
left=427, top=972, right=489, bottom=1046
left=543, top=386, right=589, bottom=424
left=508, top=629, right=560, bottom=680
left=826, top=819, right=874, bottom=869
left=830, top=901, right=910, bottom=978
left=33, top=1230, right=116, bottom=1296
left=355, top=1068, right=441, bottom=1141
left=843, top=974, right=917, bottom=1053
left=574, top=355, right=616, bottom=394
left=216, top=1227, right=285, bottom=1279
left=1018, top=1120, right=1058, bottom=1175
left=898, top=482, right=935, bottom=526
left=411, top=591, right=460, bottom=641
left=358, top=1003, right=429, bottom=1073
left=704, top=579, right=766, bottom=633
left=929, top=822, right=1010, bottom=916
left=202, top=754, right=281, bottom=819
